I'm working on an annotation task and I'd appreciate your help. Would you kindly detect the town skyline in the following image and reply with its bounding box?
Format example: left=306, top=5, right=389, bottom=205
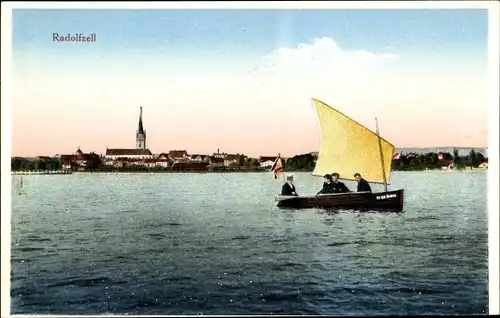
left=9, top=7, right=490, bottom=157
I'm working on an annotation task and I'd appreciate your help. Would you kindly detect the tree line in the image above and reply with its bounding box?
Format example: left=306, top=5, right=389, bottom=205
left=392, top=149, right=487, bottom=171
left=11, top=157, right=61, bottom=171
left=283, top=153, right=316, bottom=171
left=283, top=149, right=487, bottom=172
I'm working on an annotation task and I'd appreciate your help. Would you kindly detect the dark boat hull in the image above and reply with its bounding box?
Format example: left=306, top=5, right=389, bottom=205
left=276, top=189, right=404, bottom=212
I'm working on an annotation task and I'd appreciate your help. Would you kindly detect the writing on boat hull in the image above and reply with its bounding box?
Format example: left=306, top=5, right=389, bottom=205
left=376, top=194, right=398, bottom=200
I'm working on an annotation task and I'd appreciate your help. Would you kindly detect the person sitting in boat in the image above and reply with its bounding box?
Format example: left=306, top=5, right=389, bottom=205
left=317, top=174, right=334, bottom=195
left=281, top=174, right=298, bottom=196
left=354, top=173, right=372, bottom=193
left=330, top=172, right=351, bottom=193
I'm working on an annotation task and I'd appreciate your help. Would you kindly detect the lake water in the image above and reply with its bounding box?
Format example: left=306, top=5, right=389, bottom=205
left=10, top=171, right=488, bottom=315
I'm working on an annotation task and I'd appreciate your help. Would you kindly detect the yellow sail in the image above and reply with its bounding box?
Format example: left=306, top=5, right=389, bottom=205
left=312, top=98, right=395, bottom=184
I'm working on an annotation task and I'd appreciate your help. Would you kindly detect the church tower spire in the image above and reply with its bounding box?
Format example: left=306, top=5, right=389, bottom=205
left=136, top=106, right=146, bottom=149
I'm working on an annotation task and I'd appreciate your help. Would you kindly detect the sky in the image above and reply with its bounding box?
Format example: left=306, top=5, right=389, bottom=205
left=10, top=8, right=490, bottom=157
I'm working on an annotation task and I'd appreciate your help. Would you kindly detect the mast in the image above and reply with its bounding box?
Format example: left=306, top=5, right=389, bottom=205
left=375, top=117, right=388, bottom=192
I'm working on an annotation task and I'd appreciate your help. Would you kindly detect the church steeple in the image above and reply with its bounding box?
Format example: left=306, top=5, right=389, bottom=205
left=136, top=106, right=146, bottom=149
left=138, top=106, right=144, bottom=135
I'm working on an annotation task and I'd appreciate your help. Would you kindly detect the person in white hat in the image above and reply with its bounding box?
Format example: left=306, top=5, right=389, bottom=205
left=281, top=174, right=298, bottom=196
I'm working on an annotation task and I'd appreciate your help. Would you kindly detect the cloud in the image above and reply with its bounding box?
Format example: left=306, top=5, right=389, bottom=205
left=260, top=37, right=398, bottom=77
left=247, top=37, right=401, bottom=113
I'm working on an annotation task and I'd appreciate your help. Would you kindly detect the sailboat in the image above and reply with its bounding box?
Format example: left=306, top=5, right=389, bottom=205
left=275, top=98, right=404, bottom=212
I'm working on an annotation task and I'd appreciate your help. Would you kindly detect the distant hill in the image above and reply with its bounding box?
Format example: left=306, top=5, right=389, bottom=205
left=395, top=147, right=488, bottom=157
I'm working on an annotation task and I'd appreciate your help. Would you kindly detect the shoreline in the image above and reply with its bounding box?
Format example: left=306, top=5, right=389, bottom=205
left=10, top=168, right=487, bottom=175
left=11, top=170, right=73, bottom=175
left=11, top=169, right=270, bottom=174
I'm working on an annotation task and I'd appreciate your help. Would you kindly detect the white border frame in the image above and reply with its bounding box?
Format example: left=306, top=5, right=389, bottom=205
left=1, top=1, right=498, bottom=317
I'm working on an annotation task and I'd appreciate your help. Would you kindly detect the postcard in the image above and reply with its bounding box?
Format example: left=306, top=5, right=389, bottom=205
left=1, top=1, right=498, bottom=316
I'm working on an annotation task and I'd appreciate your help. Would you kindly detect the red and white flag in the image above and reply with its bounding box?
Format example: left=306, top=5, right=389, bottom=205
left=392, top=152, right=401, bottom=160
left=270, top=154, right=284, bottom=179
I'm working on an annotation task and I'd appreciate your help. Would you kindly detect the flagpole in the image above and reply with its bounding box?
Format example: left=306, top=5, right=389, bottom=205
left=375, top=117, right=388, bottom=192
